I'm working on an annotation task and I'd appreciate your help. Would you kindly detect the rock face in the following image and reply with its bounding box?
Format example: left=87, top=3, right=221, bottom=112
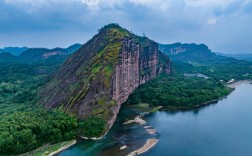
left=40, top=24, right=170, bottom=132
left=158, top=42, right=217, bottom=63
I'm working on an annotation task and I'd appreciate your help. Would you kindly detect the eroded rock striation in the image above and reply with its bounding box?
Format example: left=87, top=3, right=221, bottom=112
left=40, top=24, right=170, bottom=133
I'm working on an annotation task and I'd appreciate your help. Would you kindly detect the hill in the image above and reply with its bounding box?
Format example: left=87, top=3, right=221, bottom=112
left=0, top=47, right=28, bottom=56
left=159, top=43, right=252, bottom=81
left=217, top=53, right=252, bottom=62
left=0, top=44, right=82, bottom=64
left=0, top=52, right=17, bottom=63
left=40, top=24, right=170, bottom=135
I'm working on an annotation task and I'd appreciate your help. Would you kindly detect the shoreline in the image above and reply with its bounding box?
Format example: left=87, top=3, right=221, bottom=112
left=81, top=131, right=109, bottom=140
left=49, top=140, right=76, bottom=156
left=159, top=86, right=237, bottom=111
left=123, top=115, right=159, bottom=156
left=21, top=140, right=77, bottom=156
left=161, top=96, right=228, bottom=111
left=50, top=80, right=252, bottom=156
left=227, top=80, right=252, bottom=88
left=123, top=115, right=147, bottom=125
left=126, top=139, right=159, bottom=156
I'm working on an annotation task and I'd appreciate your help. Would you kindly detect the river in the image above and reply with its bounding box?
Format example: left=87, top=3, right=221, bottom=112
left=59, top=83, right=252, bottom=156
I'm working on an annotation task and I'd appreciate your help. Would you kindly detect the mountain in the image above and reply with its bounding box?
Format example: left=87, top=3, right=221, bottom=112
left=18, top=44, right=82, bottom=63
left=0, top=47, right=28, bottom=56
left=217, top=53, right=252, bottom=62
left=159, top=43, right=252, bottom=81
left=159, top=43, right=218, bottom=63
left=0, top=44, right=81, bottom=57
left=66, top=43, right=82, bottom=54
left=19, top=48, right=68, bottom=63
left=0, top=52, right=17, bottom=63
left=40, top=24, right=170, bottom=134
left=0, top=44, right=82, bottom=64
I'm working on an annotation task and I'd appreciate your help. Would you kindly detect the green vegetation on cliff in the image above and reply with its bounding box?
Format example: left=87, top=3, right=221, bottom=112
left=40, top=23, right=170, bottom=139
left=0, top=24, right=140, bottom=155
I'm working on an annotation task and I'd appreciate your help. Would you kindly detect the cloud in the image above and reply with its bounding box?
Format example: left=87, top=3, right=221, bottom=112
left=0, top=0, right=252, bottom=53
left=207, top=18, right=217, bottom=25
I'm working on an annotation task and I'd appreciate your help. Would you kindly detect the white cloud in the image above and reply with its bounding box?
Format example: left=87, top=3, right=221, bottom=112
left=207, top=18, right=217, bottom=25
left=1, top=0, right=252, bottom=53
left=3, top=0, right=248, bottom=13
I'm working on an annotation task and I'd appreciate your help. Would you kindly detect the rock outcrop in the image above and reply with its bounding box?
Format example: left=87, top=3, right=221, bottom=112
left=158, top=42, right=217, bottom=63
left=40, top=24, right=170, bottom=132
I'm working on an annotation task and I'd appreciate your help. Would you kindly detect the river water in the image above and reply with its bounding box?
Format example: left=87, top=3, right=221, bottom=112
left=59, top=83, right=252, bottom=156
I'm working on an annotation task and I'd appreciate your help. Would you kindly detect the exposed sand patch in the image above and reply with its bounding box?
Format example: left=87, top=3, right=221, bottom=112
left=122, top=115, right=159, bottom=155
left=227, top=80, right=252, bottom=88
left=145, top=128, right=157, bottom=135
left=120, top=145, right=127, bottom=150
left=126, top=139, right=159, bottom=156
left=144, top=126, right=152, bottom=129
left=123, top=116, right=147, bottom=125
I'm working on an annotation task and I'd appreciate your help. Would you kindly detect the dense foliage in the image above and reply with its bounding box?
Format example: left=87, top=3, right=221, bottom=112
left=0, top=110, right=77, bottom=154
left=78, top=117, right=106, bottom=138
left=0, top=62, right=106, bottom=155
left=127, top=74, right=233, bottom=108
left=172, top=58, right=252, bottom=81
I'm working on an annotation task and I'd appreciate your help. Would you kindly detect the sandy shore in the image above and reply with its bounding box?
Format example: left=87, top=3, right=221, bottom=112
left=49, top=140, right=76, bottom=156
left=123, top=115, right=159, bottom=156
left=120, top=145, right=127, bottom=150
left=145, top=128, right=157, bottom=135
left=126, top=139, right=159, bottom=156
left=227, top=80, right=252, bottom=88
left=123, top=116, right=147, bottom=125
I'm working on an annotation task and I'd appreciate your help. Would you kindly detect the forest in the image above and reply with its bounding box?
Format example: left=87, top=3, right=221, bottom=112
left=127, top=74, right=233, bottom=108
left=0, top=62, right=106, bottom=155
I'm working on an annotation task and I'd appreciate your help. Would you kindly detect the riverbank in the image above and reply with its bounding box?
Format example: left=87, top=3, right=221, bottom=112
left=55, top=81, right=244, bottom=156
left=49, top=140, right=76, bottom=156
left=126, top=139, right=159, bottom=156
left=123, top=116, right=147, bottom=125
left=227, top=80, right=252, bottom=88
left=20, top=140, right=76, bottom=156
left=129, top=91, right=233, bottom=112
left=123, top=115, right=159, bottom=156
left=81, top=131, right=109, bottom=140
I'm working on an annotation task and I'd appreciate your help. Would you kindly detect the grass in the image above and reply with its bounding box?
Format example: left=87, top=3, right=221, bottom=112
left=137, top=103, right=150, bottom=108
left=21, top=140, right=76, bottom=156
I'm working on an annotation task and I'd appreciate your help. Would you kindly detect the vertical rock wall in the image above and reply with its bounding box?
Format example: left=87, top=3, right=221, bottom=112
left=109, top=37, right=169, bottom=128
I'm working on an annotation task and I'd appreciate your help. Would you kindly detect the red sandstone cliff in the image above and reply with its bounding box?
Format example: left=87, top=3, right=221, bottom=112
left=40, top=24, right=170, bottom=132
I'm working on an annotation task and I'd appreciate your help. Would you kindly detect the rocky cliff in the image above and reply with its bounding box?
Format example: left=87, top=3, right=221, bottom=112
left=40, top=24, right=170, bottom=133
left=159, top=43, right=217, bottom=63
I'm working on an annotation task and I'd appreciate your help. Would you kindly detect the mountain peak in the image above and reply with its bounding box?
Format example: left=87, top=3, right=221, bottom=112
left=40, top=24, right=171, bottom=136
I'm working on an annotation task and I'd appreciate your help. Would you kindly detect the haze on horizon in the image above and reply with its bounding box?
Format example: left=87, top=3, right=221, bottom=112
left=0, top=0, right=252, bottom=54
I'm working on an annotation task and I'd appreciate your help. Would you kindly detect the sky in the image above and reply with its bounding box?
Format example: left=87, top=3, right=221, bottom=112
left=0, top=0, right=252, bottom=53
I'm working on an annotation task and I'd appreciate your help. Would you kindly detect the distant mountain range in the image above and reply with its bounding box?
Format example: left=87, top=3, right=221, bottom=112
left=159, top=43, right=217, bottom=63
left=0, top=47, right=28, bottom=56
left=159, top=42, right=252, bottom=81
left=0, top=43, right=82, bottom=63
left=217, top=53, right=252, bottom=62
left=159, top=43, right=252, bottom=62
